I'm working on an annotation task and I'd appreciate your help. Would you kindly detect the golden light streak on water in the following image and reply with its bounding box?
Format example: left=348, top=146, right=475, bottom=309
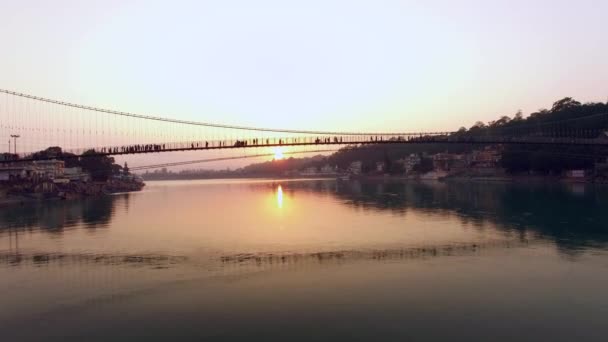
left=277, top=185, right=283, bottom=209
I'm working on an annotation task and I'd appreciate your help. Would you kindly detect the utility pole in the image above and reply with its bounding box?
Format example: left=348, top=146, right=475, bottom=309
left=10, top=134, right=19, bottom=155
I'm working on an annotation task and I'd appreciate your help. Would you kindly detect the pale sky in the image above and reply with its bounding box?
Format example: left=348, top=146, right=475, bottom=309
left=1, top=0, right=607, bottom=168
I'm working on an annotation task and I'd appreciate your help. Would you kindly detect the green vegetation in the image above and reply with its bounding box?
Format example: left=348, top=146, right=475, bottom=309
left=477, top=97, right=608, bottom=174
left=238, top=97, right=608, bottom=176
left=335, top=97, right=608, bottom=175
left=32, top=147, right=126, bottom=181
left=32, top=97, right=608, bottom=180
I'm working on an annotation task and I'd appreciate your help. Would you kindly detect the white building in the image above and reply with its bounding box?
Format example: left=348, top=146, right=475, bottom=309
left=300, top=167, right=318, bottom=176
left=398, top=154, right=421, bottom=174
left=64, top=167, right=91, bottom=182
left=0, top=164, right=40, bottom=181
left=347, top=161, right=362, bottom=175
left=566, top=170, right=585, bottom=179
left=0, top=167, right=26, bottom=181
left=320, top=164, right=337, bottom=175
left=32, top=160, right=65, bottom=179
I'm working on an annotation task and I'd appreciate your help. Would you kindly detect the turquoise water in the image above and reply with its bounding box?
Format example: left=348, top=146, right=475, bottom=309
left=1, top=179, right=607, bottom=341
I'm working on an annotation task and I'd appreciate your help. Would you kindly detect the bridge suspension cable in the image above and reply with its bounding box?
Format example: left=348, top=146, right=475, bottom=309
left=2, top=88, right=608, bottom=161
left=0, top=88, right=422, bottom=136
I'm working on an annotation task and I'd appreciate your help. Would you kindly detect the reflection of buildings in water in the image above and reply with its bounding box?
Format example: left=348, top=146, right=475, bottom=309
left=256, top=180, right=608, bottom=252
left=566, top=183, right=586, bottom=196
left=0, top=193, right=129, bottom=234
left=6, top=227, right=19, bottom=255
left=375, top=183, right=383, bottom=196
left=348, top=180, right=362, bottom=195
left=0, top=195, right=130, bottom=267
left=81, top=196, right=117, bottom=227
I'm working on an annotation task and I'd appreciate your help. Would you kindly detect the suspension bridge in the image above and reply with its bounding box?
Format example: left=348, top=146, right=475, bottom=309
left=1, top=88, right=608, bottom=164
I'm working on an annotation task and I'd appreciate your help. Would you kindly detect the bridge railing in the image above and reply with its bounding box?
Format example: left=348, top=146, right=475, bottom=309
left=1, top=132, right=454, bottom=161
left=2, top=132, right=608, bottom=163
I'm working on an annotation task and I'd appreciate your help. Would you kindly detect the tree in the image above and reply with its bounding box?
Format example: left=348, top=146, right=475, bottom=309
left=383, top=150, right=392, bottom=174
left=413, top=156, right=433, bottom=174
left=79, top=150, right=115, bottom=181
left=501, top=148, right=531, bottom=173
left=495, top=116, right=511, bottom=126
left=513, top=110, right=524, bottom=121
left=389, top=162, right=405, bottom=175
left=551, top=97, right=581, bottom=112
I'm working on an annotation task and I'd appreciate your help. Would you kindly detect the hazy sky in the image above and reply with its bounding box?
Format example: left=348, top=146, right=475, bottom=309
left=1, top=0, right=607, bottom=136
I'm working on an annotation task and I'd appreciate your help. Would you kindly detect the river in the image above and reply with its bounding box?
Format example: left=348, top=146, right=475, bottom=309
left=1, top=179, right=607, bottom=341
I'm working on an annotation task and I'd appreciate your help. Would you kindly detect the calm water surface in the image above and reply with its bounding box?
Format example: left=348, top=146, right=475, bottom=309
left=1, top=179, right=607, bottom=341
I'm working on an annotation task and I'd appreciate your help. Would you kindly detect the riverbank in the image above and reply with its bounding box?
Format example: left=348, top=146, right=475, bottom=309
left=337, top=171, right=607, bottom=184
left=0, top=179, right=145, bottom=207
left=141, top=173, right=608, bottom=185
left=443, top=174, right=608, bottom=184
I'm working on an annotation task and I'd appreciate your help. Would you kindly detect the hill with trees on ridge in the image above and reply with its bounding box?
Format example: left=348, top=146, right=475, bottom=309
left=140, top=97, right=608, bottom=179
left=236, top=97, right=608, bottom=176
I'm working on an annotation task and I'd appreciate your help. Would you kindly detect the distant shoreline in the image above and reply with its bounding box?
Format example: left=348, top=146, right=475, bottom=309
left=141, top=174, right=603, bottom=184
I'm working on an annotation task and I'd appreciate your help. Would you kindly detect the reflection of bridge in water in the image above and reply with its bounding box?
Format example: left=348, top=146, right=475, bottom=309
left=0, top=238, right=530, bottom=271
left=0, top=238, right=534, bottom=326
left=217, top=239, right=531, bottom=271
left=0, top=249, right=187, bottom=268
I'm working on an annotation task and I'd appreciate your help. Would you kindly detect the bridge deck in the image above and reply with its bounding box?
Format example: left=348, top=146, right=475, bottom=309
left=2, top=135, right=607, bottom=163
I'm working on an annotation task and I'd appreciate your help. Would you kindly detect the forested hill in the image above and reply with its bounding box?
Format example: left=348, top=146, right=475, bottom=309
left=466, top=97, right=608, bottom=174
left=238, top=97, right=608, bottom=176
left=454, top=97, right=608, bottom=138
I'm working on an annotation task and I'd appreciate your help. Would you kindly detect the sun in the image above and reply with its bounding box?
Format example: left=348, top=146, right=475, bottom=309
left=273, top=147, right=285, bottom=160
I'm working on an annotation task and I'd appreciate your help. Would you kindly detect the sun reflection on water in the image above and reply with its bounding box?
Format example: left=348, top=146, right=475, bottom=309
left=277, top=185, right=283, bottom=209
